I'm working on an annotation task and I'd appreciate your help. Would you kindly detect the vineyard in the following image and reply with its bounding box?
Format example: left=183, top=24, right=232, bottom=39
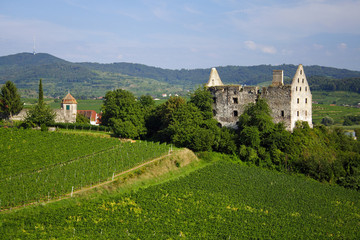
left=1, top=160, right=359, bottom=239
left=0, top=128, right=170, bottom=209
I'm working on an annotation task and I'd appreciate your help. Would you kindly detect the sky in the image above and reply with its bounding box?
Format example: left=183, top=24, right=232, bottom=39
left=1, top=0, right=360, bottom=70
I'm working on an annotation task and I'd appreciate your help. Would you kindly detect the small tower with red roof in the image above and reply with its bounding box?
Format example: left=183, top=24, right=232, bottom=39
left=61, top=92, right=77, bottom=123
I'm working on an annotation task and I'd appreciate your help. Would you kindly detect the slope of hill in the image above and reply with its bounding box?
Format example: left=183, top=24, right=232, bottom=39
left=1, top=52, right=360, bottom=98
left=1, top=158, right=359, bottom=238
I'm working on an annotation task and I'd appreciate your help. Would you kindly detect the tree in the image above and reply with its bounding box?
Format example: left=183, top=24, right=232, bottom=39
left=321, top=116, right=334, bottom=126
left=101, top=89, right=146, bottom=139
left=38, top=79, right=44, bottom=105
left=189, top=86, right=213, bottom=119
left=24, top=79, right=55, bottom=127
left=76, top=113, right=90, bottom=124
left=0, top=81, right=23, bottom=120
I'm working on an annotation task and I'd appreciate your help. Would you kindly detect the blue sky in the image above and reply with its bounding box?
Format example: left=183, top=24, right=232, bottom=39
left=1, top=0, right=360, bottom=70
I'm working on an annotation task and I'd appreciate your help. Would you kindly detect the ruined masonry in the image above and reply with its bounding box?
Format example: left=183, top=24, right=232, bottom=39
left=206, top=64, right=312, bottom=131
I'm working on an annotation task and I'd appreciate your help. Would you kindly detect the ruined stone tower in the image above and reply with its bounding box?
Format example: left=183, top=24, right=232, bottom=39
left=206, top=64, right=312, bottom=131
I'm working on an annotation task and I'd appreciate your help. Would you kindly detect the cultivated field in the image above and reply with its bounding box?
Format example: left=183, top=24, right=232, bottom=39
left=0, top=128, right=170, bottom=209
left=1, top=157, right=359, bottom=239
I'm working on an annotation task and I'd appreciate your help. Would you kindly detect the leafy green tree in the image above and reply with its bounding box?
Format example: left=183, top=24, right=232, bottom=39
left=76, top=113, right=90, bottom=124
left=321, top=116, right=334, bottom=126
left=189, top=86, right=213, bottom=119
left=24, top=79, right=55, bottom=127
left=138, top=95, right=155, bottom=109
left=101, top=89, right=146, bottom=139
left=0, top=81, right=23, bottom=120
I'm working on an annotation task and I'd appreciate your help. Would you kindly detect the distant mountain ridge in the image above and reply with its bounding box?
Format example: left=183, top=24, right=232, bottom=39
left=1, top=52, right=360, bottom=98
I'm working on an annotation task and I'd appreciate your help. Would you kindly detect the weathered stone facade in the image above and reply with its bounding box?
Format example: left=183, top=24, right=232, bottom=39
left=206, top=64, right=312, bottom=131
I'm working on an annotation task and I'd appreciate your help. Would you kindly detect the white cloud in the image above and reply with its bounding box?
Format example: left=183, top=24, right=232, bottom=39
left=313, top=43, right=324, bottom=50
left=226, top=0, right=360, bottom=39
left=244, top=40, right=276, bottom=54
left=338, top=43, right=347, bottom=50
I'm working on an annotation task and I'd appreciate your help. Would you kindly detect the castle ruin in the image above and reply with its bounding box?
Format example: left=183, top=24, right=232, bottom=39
left=206, top=64, right=312, bottom=131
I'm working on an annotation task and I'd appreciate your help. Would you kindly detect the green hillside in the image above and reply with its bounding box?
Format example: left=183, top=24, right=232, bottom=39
left=1, top=52, right=360, bottom=98
left=1, top=158, right=359, bottom=239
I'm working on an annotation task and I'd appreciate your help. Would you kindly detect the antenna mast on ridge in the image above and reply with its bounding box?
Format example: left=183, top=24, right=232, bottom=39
left=33, top=36, right=36, bottom=55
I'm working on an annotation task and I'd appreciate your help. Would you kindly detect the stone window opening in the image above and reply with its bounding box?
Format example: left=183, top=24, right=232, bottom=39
left=297, top=98, right=299, bottom=104
left=233, top=97, right=238, bottom=104
left=281, top=110, right=284, bottom=117
left=66, top=105, right=70, bottom=110
left=297, top=111, right=299, bottom=117
left=305, top=87, right=307, bottom=91
left=300, top=87, right=301, bottom=91
left=213, top=110, right=217, bottom=116
left=305, top=110, right=308, bottom=116
left=298, top=78, right=299, bottom=83
left=300, top=70, right=302, bottom=75
left=296, top=86, right=298, bottom=91
left=302, top=79, right=304, bottom=83
left=305, top=98, right=308, bottom=104
left=233, top=110, right=238, bottom=117
left=213, top=97, right=217, bottom=104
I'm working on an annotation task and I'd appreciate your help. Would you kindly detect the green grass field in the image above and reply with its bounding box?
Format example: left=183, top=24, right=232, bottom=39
left=312, top=104, right=360, bottom=125
left=1, top=154, right=359, bottom=239
left=312, top=91, right=360, bottom=106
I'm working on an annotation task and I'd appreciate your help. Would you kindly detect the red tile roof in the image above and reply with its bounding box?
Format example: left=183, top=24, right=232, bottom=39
left=62, top=93, right=77, bottom=104
left=77, top=110, right=97, bottom=122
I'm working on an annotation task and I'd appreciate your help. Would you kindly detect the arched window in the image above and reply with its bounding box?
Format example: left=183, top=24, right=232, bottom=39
left=302, top=79, right=304, bottom=83
left=305, top=98, right=308, bottom=104
left=300, top=70, right=302, bottom=75
left=297, top=98, right=299, bottom=104
left=297, top=111, right=299, bottom=116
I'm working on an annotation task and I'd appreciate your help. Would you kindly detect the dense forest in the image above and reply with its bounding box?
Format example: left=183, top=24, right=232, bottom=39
left=1, top=53, right=360, bottom=98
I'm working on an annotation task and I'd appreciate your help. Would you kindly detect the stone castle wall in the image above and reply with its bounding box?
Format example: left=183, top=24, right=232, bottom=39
left=207, top=64, right=312, bottom=131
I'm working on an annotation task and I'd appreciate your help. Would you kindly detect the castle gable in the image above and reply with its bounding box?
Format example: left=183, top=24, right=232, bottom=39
left=206, top=68, right=224, bottom=87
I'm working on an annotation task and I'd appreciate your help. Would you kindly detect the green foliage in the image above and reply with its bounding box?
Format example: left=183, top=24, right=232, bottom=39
left=138, top=95, right=155, bottom=109
left=1, top=161, right=359, bottom=239
left=0, top=81, right=23, bottom=119
left=343, top=115, right=360, bottom=126
left=189, top=86, right=213, bottom=119
left=23, top=80, right=55, bottom=127
left=321, top=116, right=334, bottom=126
left=38, top=79, right=43, bottom=105
left=76, top=113, right=90, bottom=124
left=101, top=89, right=146, bottom=139
left=24, top=102, right=55, bottom=127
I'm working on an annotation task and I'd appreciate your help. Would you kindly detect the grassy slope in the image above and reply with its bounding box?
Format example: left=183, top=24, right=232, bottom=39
left=1, top=154, right=359, bottom=239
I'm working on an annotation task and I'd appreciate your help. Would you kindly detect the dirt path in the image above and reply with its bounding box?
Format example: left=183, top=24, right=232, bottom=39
left=1, top=150, right=176, bottom=213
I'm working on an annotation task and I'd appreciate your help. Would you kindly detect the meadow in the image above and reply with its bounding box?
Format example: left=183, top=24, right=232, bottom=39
left=0, top=128, right=170, bottom=209
left=1, top=157, right=359, bottom=239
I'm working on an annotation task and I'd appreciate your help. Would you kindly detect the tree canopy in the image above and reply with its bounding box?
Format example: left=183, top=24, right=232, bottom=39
left=101, top=89, right=146, bottom=139
left=0, top=81, right=23, bottom=119
left=24, top=79, right=55, bottom=127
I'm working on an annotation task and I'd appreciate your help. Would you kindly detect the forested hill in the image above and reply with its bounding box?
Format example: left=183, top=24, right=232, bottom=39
left=1, top=52, right=360, bottom=98
left=79, top=62, right=360, bottom=86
